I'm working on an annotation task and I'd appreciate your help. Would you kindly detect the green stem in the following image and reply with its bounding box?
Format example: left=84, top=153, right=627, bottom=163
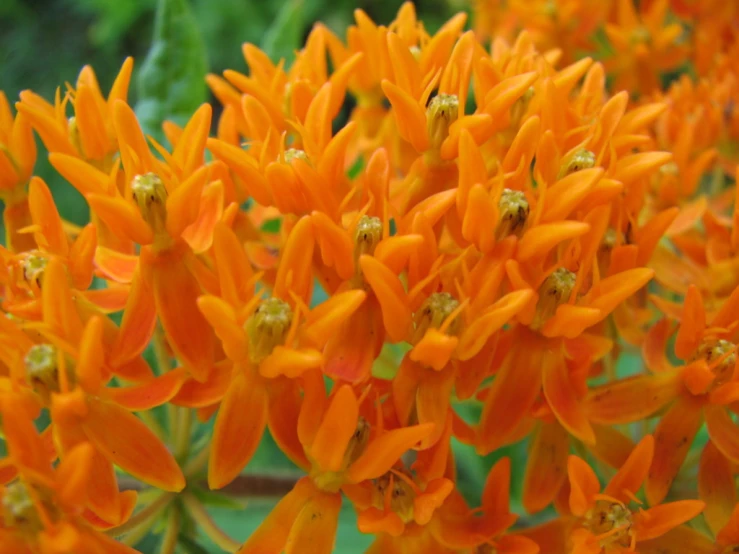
left=153, top=323, right=178, bottom=441
left=106, top=492, right=174, bottom=538
left=158, top=504, right=181, bottom=554
left=182, top=493, right=241, bottom=553
left=174, top=406, right=193, bottom=461
left=184, top=444, right=210, bottom=478
left=139, top=409, right=167, bottom=443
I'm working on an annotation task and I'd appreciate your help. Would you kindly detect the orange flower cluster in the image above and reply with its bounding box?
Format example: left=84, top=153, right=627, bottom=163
left=0, top=2, right=738, bottom=553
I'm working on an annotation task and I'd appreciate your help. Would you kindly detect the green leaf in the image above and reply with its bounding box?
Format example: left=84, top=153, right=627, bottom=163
left=261, top=0, right=303, bottom=65
left=135, top=0, right=208, bottom=140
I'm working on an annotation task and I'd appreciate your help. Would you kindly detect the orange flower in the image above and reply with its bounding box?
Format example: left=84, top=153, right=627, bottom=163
left=0, top=397, right=138, bottom=554
left=190, top=219, right=366, bottom=489
left=53, top=101, right=221, bottom=380
left=0, top=91, right=36, bottom=253
left=604, top=0, right=689, bottom=95
left=564, top=435, right=705, bottom=552
left=236, top=383, right=433, bottom=554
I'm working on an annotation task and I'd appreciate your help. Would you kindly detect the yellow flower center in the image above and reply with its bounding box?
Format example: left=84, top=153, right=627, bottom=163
left=245, top=298, right=293, bottom=364
left=559, top=149, right=597, bottom=178
left=284, top=148, right=310, bottom=165
left=375, top=470, right=416, bottom=523
left=25, top=344, right=59, bottom=401
left=584, top=499, right=633, bottom=548
left=531, top=267, right=577, bottom=330
left=22, top=253, right=47, bottom=286
left=131, top=173, right=168, bottom=237
left=353, top=215, right=383, bottom=272
left=2, top=481, right=43, bottom=535
left=496, top=189, right=530, bottom=239
left=426, top=93, right=459, bottom=152
left=412, top=292, right=461, bottom=344
left=694, top=339, right=736, bottom=387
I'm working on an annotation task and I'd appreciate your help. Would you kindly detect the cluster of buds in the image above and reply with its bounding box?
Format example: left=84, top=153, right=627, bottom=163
left=1, top=1, right=738, bottom=553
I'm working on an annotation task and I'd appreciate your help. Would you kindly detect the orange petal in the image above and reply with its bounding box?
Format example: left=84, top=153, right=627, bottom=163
left=42, top=257, right=84, bottom=342
left=48, top=153, right=109, bottom=196
left=541, top=168, right=604, bottom=223
left=458, top=290, right=533, bottom=360
left=82, top=397, right=185, bottom=491
left=699, top=440, right=737, bottom=536
left=104, top=368, right=187, bottom=411
left=197, top=295, right=248, bottom=362
left=87, top=194, right=153, bottom=246
left=111, top=263, right=156, bottom=366
left=704, top=404, right=739, bottom=464
left=638, top=524, right=714, bottom=554
left=415, top=368, right=455, bottom=447
left=95, top=246, right=138, bottom=284
left=357, top=507, right=405, bottom=537
left=302, top=290, right=367, bottom=348
left=645, top=395, right=703, bottom=505
left=674, top=285, right=705, bottom=360
left=28, top=177, right=68, bottom=257
left=56, top=442, right=94, bottom=506
left=414, top=478, right=454, bottom=526
left=165, top=165, right=209, bottom=238
left=359, top=255, right=412, bottom=342
left=151, top=250, right=214, bottom=381
left=634, top=500, right=705, bottom=542
left=260, top=347, right=323, bottom=379
left=274, top=216, right=315, bottom=305
left=482, top=456, right=512, bottom=515
left=381, top=79, right=429, bottom=153
left=409, top=328, right=458, bottom=371
left=284, top=489, right=342, bottom=554
left=208, top=370, right=268, bottom=489
left=68, top=224, right=97, bottom=290
left=543, top=358, right=595, bottom=444
left=517, top=221, right=590, bottom=262
left=76, top=316, right=105, bottom=393
left=236, top=477, right=316, bottom=554
left=604, top=434, right=654, bottom=502
left=567, top=455, right=600, bottom=517
left=347, top=423, right=435, bottom=483
left=308, top=385, right=359, bottom=473
left=523, top=421, right=569, bottom=514
left=584, top=372, right=680, bottom=425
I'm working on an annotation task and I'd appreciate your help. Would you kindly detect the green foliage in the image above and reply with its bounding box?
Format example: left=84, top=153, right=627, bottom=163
left=135, top=0, right=208, bottom=139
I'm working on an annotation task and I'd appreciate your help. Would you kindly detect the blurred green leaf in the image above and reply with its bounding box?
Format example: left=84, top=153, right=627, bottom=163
left=261, top=0, right=304, bottom=65
left=135, top=0, right=208, bottom=139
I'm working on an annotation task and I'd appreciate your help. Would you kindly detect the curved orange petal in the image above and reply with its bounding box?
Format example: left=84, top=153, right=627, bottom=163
left=260, top=347, right=323, bottom=379
left=567, top=455, right=600, bottom=517
left=634, top=500, right=705, bottom=542
left=87, top=194, right=153, bottom=246
left=523, top=421, right=569, bottom=514
left=150, top=249, right=214, bottom=381
left=284, top=489, right=342, bottom=554
left=82, top=397, right=185, bottom=492
left=542, top=357, right=595, bottom=444
left=699, top=440, right=736, bottom=536
left=517, top=221, right=590, bottom=262
left=347, top=423, right=434, bottom=483
left=236, top=477, right=316, bottom=554
left=381, top=79, right=429, bottom=153
left=584, top=372, right=681, bottom=425
left=604, top=434, right=654, bottom=502
left=104, top=368, right=187, bottom=411
left=197, top=295, right=248, bottom=362
left=645, top=395, right=703, bottom=505
left=704, top=404, right=739, bottom=464
left=308, top=385, right=359, bottom=473
left=357, top=507, right=405, bottom=537
left=409, top=328, right=457, bottom=371
left=638, top=524, right=713, bottom=554
left=359, top=255, right=412, bottom=343
left=302, top=290, right=367, bottom=348
left=208, top=370, right=268, bottom=489
left=273, top=216, right=315, bottom=305
left=28, top=177, right=68, bottom=256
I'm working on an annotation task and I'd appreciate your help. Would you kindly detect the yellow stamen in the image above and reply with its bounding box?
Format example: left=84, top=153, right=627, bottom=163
left=245, top=298, right=293, bottom=364
left=284, top=148, right=310, bottom=165
left=131, top=173, right=168, bottom=236
left=426, top=93, right=459, bottom=152
left=559, top=148, right=597, bottom=178
left=353, top=215, right=383, bottom=269
left=694, top=339, right=736, bottom=386
left=412, top=292, right=461, bottom=344
left=531, top=267, right=577, bottom=330
left=375, top=470, right=416, bottom=523
left=22, top=253, right=47, bottom=287
left=583, top=499, right=633, bottom=548
left=496, top=189, right=530, bottom=239
left=2, top=481, right=43, bottom=534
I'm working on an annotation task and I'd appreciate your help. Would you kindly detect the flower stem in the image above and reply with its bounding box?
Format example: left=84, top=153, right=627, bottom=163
left=182, top=493, right=241, bottom=553
left=174, top=406, right=193, bottom=461
left=153, top=322, right=177, bottom=441
left=106, top=492, right=174, bottom=538
left=158, top=504, right=181, bottom=554
left=184, top=444, right=210, bottom=478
